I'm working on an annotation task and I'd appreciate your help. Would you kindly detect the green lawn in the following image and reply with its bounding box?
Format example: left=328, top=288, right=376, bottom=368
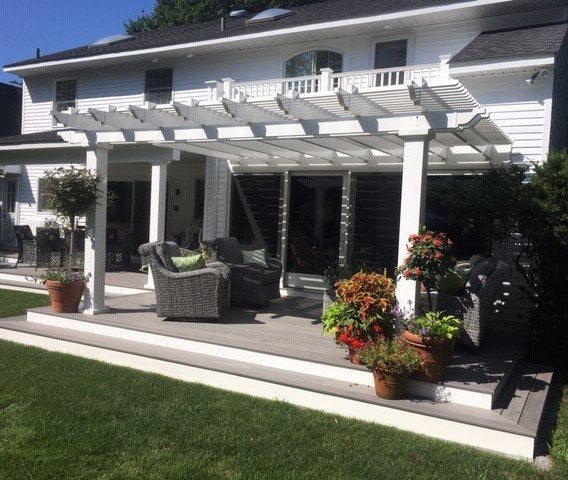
left=0, top=288, right=51, bottom=318
left=0, top=341, right=566, bottom=480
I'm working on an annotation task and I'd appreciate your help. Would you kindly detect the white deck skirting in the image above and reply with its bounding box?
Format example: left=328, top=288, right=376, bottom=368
left=0, top=326, right=535, bottom=459
left=26, top=310, right=494, bottom=410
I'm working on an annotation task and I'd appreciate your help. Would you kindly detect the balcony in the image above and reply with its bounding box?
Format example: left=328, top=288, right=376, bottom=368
left=227, top=62, right=445, bottom=100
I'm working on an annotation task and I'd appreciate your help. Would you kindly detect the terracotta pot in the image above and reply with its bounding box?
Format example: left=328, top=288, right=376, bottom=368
left=373, top=370, right=409, bottom=400
left=45, top=279, right=85, bottom=313
left=402, top=330, right=453, bottom=383
left=347, top=346, right=362, bottom=364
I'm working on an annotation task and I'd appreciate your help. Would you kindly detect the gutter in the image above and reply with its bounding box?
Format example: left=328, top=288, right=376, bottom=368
left=4, top=0, right=516, bottom=75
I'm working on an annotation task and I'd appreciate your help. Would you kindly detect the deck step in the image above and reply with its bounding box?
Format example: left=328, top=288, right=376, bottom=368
left=0, top=316, right=552, bottom=459
left=23, top=307, right=526, bottom=411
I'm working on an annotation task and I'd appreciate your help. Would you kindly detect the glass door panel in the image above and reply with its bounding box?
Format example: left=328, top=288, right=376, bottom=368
left=286, top=176, right=342, bottom=284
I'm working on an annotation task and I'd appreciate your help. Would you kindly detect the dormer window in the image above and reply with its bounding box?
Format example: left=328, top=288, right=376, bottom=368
left=55, top=79, right=77, bottom=112
left=145, top=68, right=173, bottom=104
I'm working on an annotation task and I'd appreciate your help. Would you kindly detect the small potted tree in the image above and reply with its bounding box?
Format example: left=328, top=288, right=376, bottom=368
left=397, top=230, right=462, bottom=382
left=38, top=167, right=103, bottom=313
left=355, top=338, right=423, bottom=399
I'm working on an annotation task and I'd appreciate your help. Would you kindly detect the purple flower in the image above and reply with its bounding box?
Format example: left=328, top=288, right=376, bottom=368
left=420, top=327, right=430, bottom=336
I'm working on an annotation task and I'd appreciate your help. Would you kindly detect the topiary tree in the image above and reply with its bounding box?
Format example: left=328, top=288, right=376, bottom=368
left=43, top=167, right=104, bottom=275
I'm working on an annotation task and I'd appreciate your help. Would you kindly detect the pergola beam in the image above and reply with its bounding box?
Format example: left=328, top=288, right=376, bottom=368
left=129, top=105, right=194, bottom=128
left=89, top=107, right=143, bottom=130
left=336, top=88, right=391, bottom=116
left=276, top=93, right=337, bottom=120
left=222, top=98, right=284, bottom=123
left=173, top=100, right=243, bottom=126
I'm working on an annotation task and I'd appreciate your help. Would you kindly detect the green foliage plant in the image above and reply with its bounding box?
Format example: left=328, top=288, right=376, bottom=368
left=355, top=338, right=423, bottom=375
left=405, top=311, right=462, bottom=342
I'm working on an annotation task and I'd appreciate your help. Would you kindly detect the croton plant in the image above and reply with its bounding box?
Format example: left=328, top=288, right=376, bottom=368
left=322, top=271, right=397, bottom=351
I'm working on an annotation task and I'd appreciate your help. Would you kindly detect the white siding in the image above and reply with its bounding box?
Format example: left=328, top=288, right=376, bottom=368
left=460, top=73, right=553, bottom=163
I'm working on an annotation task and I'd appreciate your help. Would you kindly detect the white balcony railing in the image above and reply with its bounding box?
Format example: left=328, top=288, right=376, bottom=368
left=203, top=57, right=452, bottom=102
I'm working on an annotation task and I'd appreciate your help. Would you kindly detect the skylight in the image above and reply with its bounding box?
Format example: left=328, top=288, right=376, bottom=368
left=246, top=8, right=295, bottom=24
left=90, top=34, right=135, bottom=48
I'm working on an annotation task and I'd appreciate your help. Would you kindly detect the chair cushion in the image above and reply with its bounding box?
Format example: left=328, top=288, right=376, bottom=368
left=437, top=270, right=468, bottom=295
left=156, top=242, right=180, bottom=272
left=215, top=237, right=243, bottom=264
left=466, top=258, right=496, bottom=293
left=242, top=249, right=269, bottom=268
left=171, top=254, right=206, bottom=272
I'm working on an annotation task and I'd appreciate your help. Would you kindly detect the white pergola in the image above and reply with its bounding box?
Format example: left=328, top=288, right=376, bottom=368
left=47, top=64, right=511, bottom=314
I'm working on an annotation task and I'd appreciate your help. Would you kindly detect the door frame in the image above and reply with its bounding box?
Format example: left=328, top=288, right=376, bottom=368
left=280, top=171, right=351, bottom=291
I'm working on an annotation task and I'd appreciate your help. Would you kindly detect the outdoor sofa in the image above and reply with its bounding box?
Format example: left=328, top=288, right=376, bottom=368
left=139, top=241, right=230, bottom=319
left=213, top=237, right=282, bottom=306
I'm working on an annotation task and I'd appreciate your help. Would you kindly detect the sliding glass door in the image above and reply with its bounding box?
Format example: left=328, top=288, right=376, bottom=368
left=285, top=175, right=343, bottom=289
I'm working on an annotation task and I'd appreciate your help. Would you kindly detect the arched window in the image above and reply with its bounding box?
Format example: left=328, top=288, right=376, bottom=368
left=285, top=50, right=343, bottom=78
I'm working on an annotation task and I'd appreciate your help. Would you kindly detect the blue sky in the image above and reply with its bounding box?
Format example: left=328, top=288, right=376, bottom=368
left=0, top=0, right=156, bottom=84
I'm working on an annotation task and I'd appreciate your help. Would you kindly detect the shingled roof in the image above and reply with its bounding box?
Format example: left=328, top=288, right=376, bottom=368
left=450, top=22, right=568, bottom=64
left=5, top=0, right=469, bottom=68
left=0, top=130, right=66, bottom=145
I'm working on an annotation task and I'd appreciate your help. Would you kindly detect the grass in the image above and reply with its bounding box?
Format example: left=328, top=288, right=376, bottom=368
left=0, top=341, right=567, bottom=480
left=0, top=288, right=51, bottom=318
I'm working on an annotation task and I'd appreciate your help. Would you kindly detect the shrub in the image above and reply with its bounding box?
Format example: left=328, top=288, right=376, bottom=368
left=355, top=338, right=423, bottom=375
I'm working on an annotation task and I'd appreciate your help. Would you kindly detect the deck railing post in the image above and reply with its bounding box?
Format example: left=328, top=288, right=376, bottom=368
left=439, top=55, right=451, bottom=82
left=205, top=80, right=224, bottom=101
left=319, top=68, right=333, bottom=93
left=222, top=78, right=235, bottom=100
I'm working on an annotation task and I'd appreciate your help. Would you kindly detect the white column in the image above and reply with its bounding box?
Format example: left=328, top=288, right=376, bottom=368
left=145, top=162, right=168, bottom=289
left=83, top=146, right=110, bottom=315
left=396, top=133, right=431, bottom=313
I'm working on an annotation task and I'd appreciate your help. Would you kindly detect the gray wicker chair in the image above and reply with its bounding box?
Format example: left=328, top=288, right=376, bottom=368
left=437, top=257, right=512, bottom=350
left=139, top=241, right=230, bottom=319
left=213, top=237, right=282, bottom=306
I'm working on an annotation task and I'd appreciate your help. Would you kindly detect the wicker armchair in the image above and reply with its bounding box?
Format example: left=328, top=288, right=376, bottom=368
left=437, top=257, right=512, bottom=350
left=14, top=225, right=65, bottom=269
left=213, top=237, right=282, bottom=306
left=138, top=241, right=230, bottom=319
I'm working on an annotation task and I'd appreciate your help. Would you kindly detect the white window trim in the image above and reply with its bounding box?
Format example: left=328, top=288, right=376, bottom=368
left=144, top=65, right=175, bottom=105
left=368, top=32, right=415, bottom=69
left=52, top=76, right=77, bottom=127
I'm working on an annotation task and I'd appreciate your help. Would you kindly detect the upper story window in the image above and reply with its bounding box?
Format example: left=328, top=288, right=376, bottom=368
left=54, top=79, right=77, bottom=112
left=145, top=68, right=173, bottom=104
left=285, top=50, right=343, bottom=78
left=374, top=40, right=407, bottom=69
left=374, top=40, right=407, bottom=86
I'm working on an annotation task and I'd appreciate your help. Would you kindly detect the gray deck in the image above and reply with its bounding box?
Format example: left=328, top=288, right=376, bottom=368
left=22, top=291, right=530, bottom=397
left=0, top=311, right=552, bottom=439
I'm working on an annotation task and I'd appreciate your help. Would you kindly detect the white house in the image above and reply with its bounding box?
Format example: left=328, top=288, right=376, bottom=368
left=0, top=0, right=567, bottom=314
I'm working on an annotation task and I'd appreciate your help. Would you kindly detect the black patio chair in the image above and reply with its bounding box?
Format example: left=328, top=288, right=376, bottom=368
left=13, top=225, right=36, bottom=266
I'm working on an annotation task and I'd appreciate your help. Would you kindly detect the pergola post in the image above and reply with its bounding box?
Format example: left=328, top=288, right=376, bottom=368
left=396, top=132, right=432, bottom=313
left=83, top=145, right=110, bottom=315
left=145, top=161, right=169, bottom=289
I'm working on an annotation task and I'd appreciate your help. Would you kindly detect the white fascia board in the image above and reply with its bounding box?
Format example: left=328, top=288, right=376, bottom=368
left=4, top=0, right=515, bottom=75
left=0, top=142, right=86, bottom=151
left=450, top=56, right=556, bottom=77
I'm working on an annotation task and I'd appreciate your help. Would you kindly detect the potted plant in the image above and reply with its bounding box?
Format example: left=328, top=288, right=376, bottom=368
left=322, top=262, right=356, bottom=311
left=37, top=167, right=103, bottom=313
left=321, top=271, right=397, bottom=363
left=402, top=311, right=462, bottom=382
left=397, top=229, right=456, bottom=311
left=355, top=337, right=423, bottom=399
